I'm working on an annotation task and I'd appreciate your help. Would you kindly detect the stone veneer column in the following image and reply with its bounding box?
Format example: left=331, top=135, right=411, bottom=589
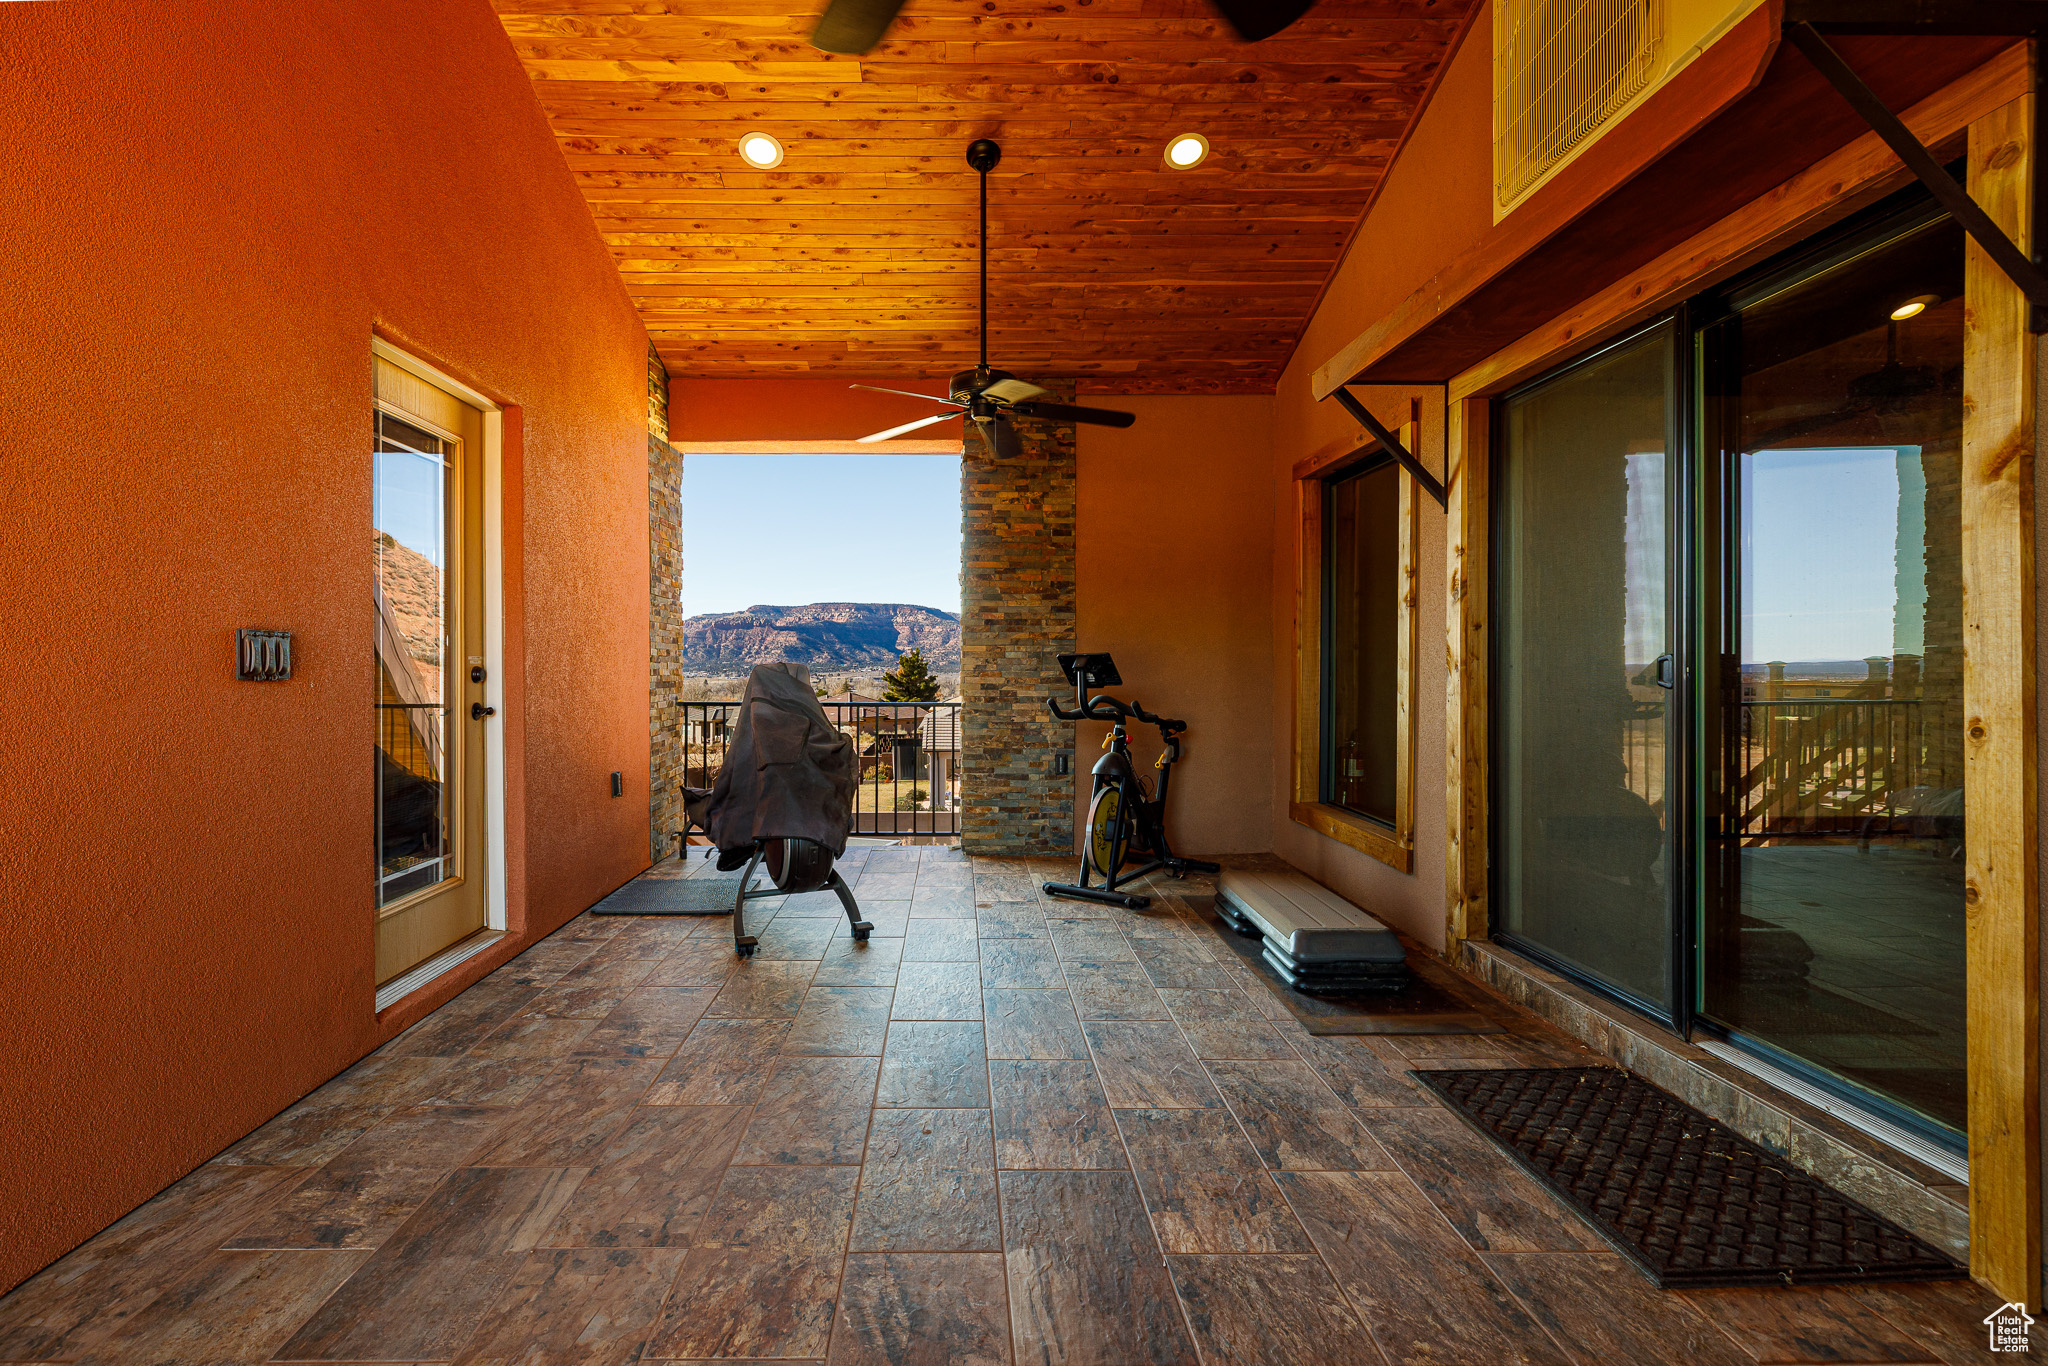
left=959, top=384, right=1077, bottom=854
left=648, top=343, right=684, bottom=860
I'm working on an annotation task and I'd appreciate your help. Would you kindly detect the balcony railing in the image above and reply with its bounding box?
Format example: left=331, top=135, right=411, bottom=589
left=1734, top=698, right=1929, bottom=840
left=678, top=699, right=963, bottom=838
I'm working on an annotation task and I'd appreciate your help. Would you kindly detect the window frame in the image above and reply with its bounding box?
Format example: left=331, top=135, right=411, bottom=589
left=1291, top=419, right=1419, bottom=872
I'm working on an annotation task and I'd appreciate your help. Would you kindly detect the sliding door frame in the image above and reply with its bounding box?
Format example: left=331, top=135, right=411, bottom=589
left=1685, top=191, right=1972, bottom=1159
left=1485, top=315, right=1697, bottom=1035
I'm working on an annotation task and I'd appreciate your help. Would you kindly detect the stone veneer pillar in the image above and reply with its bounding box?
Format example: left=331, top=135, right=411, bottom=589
left=959, top=384, right=1078, bottom=854
left=648, top=343, right=685, bottom=860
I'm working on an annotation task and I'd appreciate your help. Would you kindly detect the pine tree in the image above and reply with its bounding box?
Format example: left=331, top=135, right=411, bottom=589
left=882, top=648, right=941, bottom=702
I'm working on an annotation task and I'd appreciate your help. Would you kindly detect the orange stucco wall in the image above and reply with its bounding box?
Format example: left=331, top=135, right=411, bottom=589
left=0, top=0, right=653, bottom=1292
left=1076, top=399, right=1277, bottom=857
left=1264, top=6, right=1494, bottom=949
left=668, top=377, right=969, bottom=445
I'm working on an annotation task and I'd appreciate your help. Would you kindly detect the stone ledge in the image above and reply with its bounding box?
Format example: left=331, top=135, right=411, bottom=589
left=1460, top=936, right=1969, bottom=1261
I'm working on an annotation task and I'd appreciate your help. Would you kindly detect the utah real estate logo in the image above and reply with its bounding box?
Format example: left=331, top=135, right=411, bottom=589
left=1985, top=1301, right=2034, bottom=1353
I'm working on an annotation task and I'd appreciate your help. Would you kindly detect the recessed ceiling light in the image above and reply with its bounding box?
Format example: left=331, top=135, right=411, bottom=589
left=1165, top=133, right=1209, bottom=169
left=1890, top=294, right=1938, bottom=321
left=738, top=132, right=785, bottom=169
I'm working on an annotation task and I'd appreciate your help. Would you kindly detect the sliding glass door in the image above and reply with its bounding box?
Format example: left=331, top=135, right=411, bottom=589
left=1495, top=321, right=1680, bottom=1018
left=1697, top=210, right=1966, bottom=1140
left=1494, top=192, right=1967, bottom=1146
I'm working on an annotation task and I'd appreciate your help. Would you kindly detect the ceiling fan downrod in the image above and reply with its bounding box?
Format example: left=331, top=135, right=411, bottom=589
left=966, top=139, right=1001, bottom=374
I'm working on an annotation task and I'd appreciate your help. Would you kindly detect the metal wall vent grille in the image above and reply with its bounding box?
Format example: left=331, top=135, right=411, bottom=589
left=1495, top=0, right=1662, bottom=211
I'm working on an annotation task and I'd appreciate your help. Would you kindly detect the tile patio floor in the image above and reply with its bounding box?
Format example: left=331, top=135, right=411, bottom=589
left=0, top=846, right=2032, bottom=1364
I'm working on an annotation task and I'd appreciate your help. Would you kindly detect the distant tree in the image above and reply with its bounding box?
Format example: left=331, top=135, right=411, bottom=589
left=882, top=649, right=941, bottom=702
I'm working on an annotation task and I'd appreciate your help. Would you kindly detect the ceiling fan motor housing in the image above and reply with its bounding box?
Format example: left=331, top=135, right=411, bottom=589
left=950, top=365, right=1013, bottom=409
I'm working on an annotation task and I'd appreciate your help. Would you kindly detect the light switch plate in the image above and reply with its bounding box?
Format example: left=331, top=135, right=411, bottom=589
left=236, top=629, right=292, bottom=681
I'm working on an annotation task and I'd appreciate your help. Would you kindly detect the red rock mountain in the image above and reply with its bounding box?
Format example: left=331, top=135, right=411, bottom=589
left=680, top=602, right=959, bottom=674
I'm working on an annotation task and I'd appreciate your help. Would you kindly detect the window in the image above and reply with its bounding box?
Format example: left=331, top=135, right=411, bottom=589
left=1291, top=422, right=1419, bottom=871
left=1324, top=461, right=1401, bottom=822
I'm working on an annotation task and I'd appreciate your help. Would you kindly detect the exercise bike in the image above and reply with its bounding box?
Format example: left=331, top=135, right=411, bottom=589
left=1043, top=653, right=1220, bottom=909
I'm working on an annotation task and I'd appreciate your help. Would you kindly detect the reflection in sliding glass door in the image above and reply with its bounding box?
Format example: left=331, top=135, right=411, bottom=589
left=1698, top=211, right=1966, bottom=1140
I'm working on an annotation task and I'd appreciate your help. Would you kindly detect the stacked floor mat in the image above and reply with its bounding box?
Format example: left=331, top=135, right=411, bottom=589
left=1214, top=868, right=1410, bottom=992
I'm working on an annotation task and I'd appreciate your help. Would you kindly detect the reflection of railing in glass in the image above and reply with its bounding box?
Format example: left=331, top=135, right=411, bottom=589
left=377, top=701, right=446, bottom=898
left=374, top=409, right=452, bottom=906
left=1734, top=698, right=1929, bottom=841
left=679, top=700, right=964, bottom=837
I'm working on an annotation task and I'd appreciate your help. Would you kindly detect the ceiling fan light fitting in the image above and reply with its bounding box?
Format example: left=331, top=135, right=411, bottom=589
left=1165, top=133, right=1210, bottom=169
left=738, top=131, right=785, bottom=169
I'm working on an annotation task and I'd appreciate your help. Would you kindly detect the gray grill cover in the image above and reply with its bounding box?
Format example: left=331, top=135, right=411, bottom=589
left=683, top=663, right=858, bottom=859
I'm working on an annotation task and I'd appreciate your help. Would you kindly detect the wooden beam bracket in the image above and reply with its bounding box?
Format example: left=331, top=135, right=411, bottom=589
left=1328, top=386, right=1448, bottom=508
left=1787, top=19, right=2048, bottom=330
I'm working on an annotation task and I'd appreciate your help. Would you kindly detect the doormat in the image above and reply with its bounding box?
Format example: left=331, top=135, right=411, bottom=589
left=591, top=875, right=743, bottom=916
left=1414, top=1066, right=1966, bottom=1288
left=1188, top=893, right=1502, bottom=1036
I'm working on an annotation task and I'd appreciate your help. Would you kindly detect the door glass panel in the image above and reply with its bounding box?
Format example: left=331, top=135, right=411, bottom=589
left=375, top=410, right=451, bottom=906
left=1498, top=323, right=1676, bottom=1011
left=1323, top=459, right=1399, bottom=824
left=1701, top=216, right=1965, bottom=1136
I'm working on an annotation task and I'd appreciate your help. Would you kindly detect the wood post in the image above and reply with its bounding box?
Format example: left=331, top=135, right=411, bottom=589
left=1445, top=396, right=1490, bottom=951
left=1963, top=90, right=2042, bottom=1306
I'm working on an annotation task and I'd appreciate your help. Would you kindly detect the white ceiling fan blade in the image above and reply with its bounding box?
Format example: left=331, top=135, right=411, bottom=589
left=851, top=383, right=964, bottom=407
left=980, top=378, right=1048, bottom=404
left=857, top=411, right=963, bottom=443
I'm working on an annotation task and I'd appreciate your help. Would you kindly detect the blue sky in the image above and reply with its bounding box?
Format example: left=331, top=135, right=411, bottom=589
left=1744, top=446, right=1917, bottom=663
left=681, top=453, right=964, bottom=618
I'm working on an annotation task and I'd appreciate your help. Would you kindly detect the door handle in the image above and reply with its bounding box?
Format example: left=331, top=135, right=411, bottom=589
left=471, top=703, right=497, bottom=720
left=1655, top=654, right=1676, bottom=689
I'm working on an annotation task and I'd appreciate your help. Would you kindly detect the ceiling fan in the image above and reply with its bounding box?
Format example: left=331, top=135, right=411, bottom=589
left=849, top=139, right=1138, bottom=461
left=812, top=0, right=1313, bottom=55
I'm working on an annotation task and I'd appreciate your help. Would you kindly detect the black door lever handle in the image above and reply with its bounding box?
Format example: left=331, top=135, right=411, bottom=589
left=472, top=703, right=497, bottom=720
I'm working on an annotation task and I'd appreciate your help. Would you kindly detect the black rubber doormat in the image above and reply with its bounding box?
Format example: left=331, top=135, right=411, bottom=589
left=591, top=875, right=743, bottom=916
left=1414, top=1067, right=1966, bottom=1288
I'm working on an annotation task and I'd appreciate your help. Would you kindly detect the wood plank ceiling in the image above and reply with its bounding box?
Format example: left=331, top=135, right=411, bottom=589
left=495, top=0, right=1480, bottom=392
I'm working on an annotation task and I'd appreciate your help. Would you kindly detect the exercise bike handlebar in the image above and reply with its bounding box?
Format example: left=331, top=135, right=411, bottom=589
left=1044, top=692, right=1187, bottom=734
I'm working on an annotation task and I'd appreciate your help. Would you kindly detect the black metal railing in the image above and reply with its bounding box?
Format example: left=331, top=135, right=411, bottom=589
left=678, top=699, right=963, bottom=837
left=1734, top=698, right=1928, bottom=839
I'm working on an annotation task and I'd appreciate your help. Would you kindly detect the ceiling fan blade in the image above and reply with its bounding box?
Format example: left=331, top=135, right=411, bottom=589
left=980, top=378, right=1048, bottom=404
left=1009, top=400, right=1137, bottom=429
left=857, top=411, right=963, bottom=443
left=850, top=383, right=964, bottom=407
left=975, top=416, right=1022, bottom=461
left=809, top=0, right=907, bottom=53
left=1205, top=0, right=1315, bottom=41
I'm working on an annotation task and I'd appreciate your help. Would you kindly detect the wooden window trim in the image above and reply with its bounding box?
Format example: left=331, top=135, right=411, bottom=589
left=1291, top=419, right=1419, bottom=873
left=1434, top=50, right=2038, bottom=1303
